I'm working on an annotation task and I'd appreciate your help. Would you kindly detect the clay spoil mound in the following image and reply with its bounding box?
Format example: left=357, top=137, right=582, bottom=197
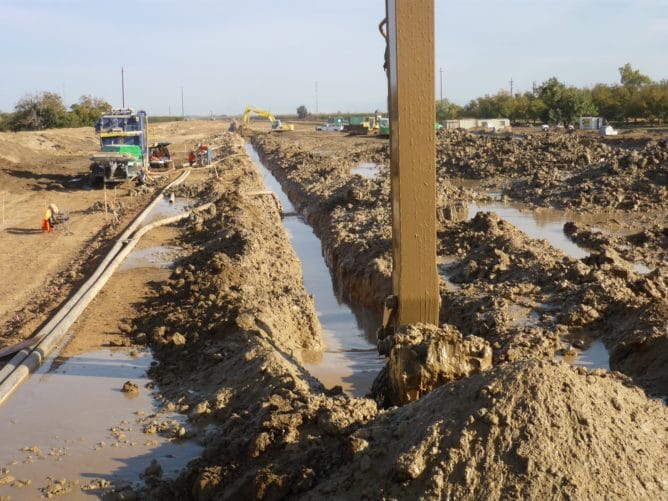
left=312, top=359, right=668, bottom=500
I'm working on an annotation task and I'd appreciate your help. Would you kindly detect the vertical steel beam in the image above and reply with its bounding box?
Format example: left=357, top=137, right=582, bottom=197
left=386, top=0, right=439, bottom=328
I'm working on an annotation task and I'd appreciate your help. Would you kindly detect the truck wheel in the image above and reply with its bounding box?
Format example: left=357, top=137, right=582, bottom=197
left=89, top=173, right=103, bottom=188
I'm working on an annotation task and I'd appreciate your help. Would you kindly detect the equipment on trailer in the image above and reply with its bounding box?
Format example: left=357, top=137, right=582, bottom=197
left=148, top=141, right=174, bottom=171
left=90, top=109, right=149, bottom=185
left=241, top=106, right=294, bottom=132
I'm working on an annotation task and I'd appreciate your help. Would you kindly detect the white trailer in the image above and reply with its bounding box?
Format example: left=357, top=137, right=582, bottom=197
left=579, top=117, right=605, bottom=130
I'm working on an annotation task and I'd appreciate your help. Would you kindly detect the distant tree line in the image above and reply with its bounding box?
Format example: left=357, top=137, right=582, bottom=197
left=436, top=63, right=668, bottom=126
left=0, top=92, right=111, bottom=131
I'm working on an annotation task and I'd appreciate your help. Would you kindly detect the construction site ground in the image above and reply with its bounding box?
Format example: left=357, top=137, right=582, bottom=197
left=0, top=121, right=666, bottom=499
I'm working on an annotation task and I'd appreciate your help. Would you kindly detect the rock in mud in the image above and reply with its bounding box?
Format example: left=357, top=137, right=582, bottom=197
left=121, top=381, right=139, bottom=394
left=375, top=323, right=492, bottom=405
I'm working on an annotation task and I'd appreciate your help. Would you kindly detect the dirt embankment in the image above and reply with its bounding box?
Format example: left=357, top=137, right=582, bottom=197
left=128, top=133, right=667, bottom=500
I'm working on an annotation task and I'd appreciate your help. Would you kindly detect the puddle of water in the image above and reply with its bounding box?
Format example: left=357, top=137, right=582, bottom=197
left=467, top=201, right=591, bottom=259
left=557, top=339, right=610, bottom=371
left=352, top=162, right=382, bottom=179
left=141, top=197, right=190, bottom=227
left=119, top=245, right=183, bottom=272
left=246, top=144, right=384, bottom=397
left=436, top=255, right=462, bottom=291
left=0, top=350, right=202, bottom=499
left=508, top=304, right=542, bottom=328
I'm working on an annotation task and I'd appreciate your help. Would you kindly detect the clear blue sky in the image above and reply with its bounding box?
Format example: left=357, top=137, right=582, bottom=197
left=1, top=0, right=666, bottom=116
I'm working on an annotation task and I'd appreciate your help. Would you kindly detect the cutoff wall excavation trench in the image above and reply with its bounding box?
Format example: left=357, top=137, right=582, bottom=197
left=246, top=143, right=385, bottom=396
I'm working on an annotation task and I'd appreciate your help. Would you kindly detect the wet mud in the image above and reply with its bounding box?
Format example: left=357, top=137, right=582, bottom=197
left=2, top=126, right=665, bottom=499
left=114, top=131, right=665, bottom=499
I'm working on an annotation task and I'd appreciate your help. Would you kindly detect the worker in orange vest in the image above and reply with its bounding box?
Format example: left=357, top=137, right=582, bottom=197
left=42, top=203, right=59, bottom=232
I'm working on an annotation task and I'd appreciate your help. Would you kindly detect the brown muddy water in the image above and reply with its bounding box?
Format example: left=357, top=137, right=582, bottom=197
left=0, top=350, right=202, bottom=499
left=141, top=196, right=191, bottom=227
left=119, top=246, right=184, bottom=272
left=558, top=339, right=610, bottom=370
left=246, top=144, right=384, bottom=397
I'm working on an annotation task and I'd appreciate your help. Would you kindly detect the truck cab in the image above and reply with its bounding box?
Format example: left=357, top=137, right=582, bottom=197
left=90, top=109, right=148, bottom=185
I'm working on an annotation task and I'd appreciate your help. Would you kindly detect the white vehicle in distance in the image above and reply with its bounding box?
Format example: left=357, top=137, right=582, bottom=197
left=316, top=123, right=344, bottom=132
left=541, top=124, right=550, bottom=131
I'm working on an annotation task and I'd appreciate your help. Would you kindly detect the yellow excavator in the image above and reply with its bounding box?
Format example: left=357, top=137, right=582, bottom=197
left=241, top=106, right=294, bottom=132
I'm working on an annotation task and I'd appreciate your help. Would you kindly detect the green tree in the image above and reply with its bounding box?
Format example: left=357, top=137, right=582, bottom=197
left=559, top=87, right=598, bottom=125
left=537, top=77, right=566, bottom=123
left=9, top=92, right=69, bottom=131
left=619, top=63, right=652, bottom=87
left=536, top=78, right=597, bottom=125
left=0, top=112, right=11, bottom=131
left=296, top=105, right=308, bottom=119
left=642, top=81, right=668, bottom=123
left=591, top=84, right=625, bottom=122
left=435, top=98, right=462, bottom=121
left=69, top=95, right=111, bottom=127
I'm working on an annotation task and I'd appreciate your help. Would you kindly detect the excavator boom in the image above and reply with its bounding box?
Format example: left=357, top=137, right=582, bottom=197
left=241, top=106, right=294, bottom=132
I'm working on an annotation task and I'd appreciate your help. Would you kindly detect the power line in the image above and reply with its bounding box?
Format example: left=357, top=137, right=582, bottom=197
left=439, top=67, right=444, bottom=102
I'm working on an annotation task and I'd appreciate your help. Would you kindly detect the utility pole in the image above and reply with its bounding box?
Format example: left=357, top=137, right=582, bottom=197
left=181, top=87, right=184, bottom=119
left=315, top=81, right=319, bottom=115
left=121, top=67, right=125, bottom=108
left=439, top=67, right=443, bottom=102
left=509, top=77, right=514, bottom=97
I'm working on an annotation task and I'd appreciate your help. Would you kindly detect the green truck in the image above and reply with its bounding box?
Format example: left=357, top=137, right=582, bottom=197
left=377, top=118, right=443, bottom=137
left=89, top=109, right=148, bottom=185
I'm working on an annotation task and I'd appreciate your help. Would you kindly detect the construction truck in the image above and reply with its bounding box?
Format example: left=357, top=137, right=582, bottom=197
left=90, top=108, right=148, bottom=185
left=378, top=117, right=390, bottom=137
left=241, top=106, right=294, bottom=132
left=345, top=115, right=381, bottom=135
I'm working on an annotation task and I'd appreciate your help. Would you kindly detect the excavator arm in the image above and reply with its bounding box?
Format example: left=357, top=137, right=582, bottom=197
left=241, top=106, right=294, bottom=132
left=242, top=106, right=277, bottom=124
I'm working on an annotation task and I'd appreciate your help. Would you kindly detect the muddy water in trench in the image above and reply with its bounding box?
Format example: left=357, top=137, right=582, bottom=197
left=246, top=144, right=384, bottom=397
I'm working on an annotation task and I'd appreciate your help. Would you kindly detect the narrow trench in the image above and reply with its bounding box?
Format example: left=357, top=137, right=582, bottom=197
left=245, top=144, right=385, bottom=397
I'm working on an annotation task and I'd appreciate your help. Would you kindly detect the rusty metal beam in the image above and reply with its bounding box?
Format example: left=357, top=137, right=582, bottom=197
left=386, top=0, right=439, bottom=328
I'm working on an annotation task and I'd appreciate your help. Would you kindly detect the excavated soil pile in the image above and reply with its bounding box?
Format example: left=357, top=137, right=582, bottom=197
left=435, top=130, right=667, bottom=218
left=564, top=221, right=667, bottom=271
left=438, top=212, right=668, bottom=396
left=309, top=359, right=668, bottom=500
left=127, top=135, right=666, bottom=500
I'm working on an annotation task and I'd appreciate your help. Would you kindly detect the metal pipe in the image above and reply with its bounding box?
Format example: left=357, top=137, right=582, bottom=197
left=0, top=170, right=191, bottom=385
